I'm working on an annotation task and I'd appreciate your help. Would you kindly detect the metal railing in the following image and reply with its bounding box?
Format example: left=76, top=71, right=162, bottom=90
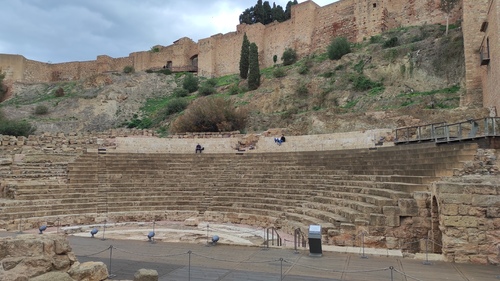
left=395, top=117, right=500, bottom=144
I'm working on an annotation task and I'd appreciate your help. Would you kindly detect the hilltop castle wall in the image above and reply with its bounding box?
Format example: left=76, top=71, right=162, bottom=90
left=4, top=0, right=494, bottom=110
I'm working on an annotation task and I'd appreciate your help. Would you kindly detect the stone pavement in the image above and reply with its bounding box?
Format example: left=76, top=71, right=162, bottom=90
left=69, top=236, right=499, bottom=281
left=0, top=230, right=498, bottom=280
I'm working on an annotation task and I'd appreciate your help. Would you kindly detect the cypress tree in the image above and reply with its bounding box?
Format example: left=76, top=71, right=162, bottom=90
left=239, top=33, right=250, bottom=79
left=248, top=42, right=261, bottom=90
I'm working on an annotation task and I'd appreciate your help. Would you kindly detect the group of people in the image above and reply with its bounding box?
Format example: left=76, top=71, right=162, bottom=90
left=274, top=134, right=286, bottom=145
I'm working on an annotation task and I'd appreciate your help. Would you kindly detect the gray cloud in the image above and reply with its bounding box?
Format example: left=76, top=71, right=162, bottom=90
left=0, top=0, right=335, bottom=63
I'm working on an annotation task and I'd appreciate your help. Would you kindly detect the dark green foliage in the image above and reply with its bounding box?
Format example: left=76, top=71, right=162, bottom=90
left=295, top=82, right=309, bottom=97
left=54, top=87, right=65, bottom=97
left=0, top=72, right=6, bottom=101
left=160, top=98, right=188, bottom=116
left=349, top=74, right=382, bottom=91
left=171, top=97, right=247, bottom=133
left=204, top=78, right=218, bottom=87
left=198, top=85, right=217, bottom=96
left=126, top=114, right=152, bottom=129
left=173, top=87, right=189, bottom=98
left=182, top=73, right=199, bottom=93
left=369, top=35, right=383, bottom=44
left=273, top=55, right=278, bottom=64
left=248, top=43, right=261, bottom=90
left=239, top=0, right=296, bottom=25
left=239, top=33, right=250, bottom=79
left=228, top=84, right=241, bottom=95
left=34, top=105, right=48, bottom=115
left=0, top=111, right=36, bottom=137
left=382, top=37, right=399, bottom=48
left=281, top=48, right=297, bottom=66
left=123, top=65, right=135, bottom=74
left=327, top=37, right=351, bottom=60
left=273, top=67, right=287, bottom=78
left=298, top=64, right=309, bottom=75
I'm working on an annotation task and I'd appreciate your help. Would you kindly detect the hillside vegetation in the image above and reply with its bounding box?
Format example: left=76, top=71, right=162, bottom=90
left=0, top=24, right=487, bottom=136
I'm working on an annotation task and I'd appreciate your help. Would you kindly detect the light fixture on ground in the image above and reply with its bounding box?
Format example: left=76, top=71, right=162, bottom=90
left=147, top=231, right=155, bottom=242
left=39, top=225, right=47, bottom=234
left=211, top=235, right=219, bottom=245
left=90, top=228, right=98, bottom=238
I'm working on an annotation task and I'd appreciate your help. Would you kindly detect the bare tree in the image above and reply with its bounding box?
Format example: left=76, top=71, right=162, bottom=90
left=440, top=0, right=459, bottom=35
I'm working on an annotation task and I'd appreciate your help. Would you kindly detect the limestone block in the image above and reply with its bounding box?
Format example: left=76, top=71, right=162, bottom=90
left=386, top=237, right=399, bottom=249
left=436, top=183, right=466, bottom=194
left=339, top=223, right=356, bottom=231
left=369, top=214, right=385, bottom=226
left=134, top=268, right=159, bottom=281
left=0, top=271, right=29, bottom=281
left=183, top=217, right=199, bottom=227
left=382, top=206, right=400, bottom=227
left=465, top=185, right=498, bottom=195
left=52, top=254, right=72, bottom=271
left=0, top=158, right=12, bottom=165
left=486, top=207, right=500, bottom=218
left=440, top=194, right=472, bottom=204
left=68, top=261, right=108, bottom=281
left=413, top=192, right=429, bottom=208
left=441, top=204, right=459, bottom=215
left=397, top=199, right=418, bottom=216
left=472, top=195, right=500, bottom=207
left=442, top=216, right=478, bottom=227
left=30, top=271, right=75, bottom=281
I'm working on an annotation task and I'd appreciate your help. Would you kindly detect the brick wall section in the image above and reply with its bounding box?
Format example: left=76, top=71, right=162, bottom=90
left=481, top=0, right=500, bottom=114
left=462, top=0, right=489, bottom=107
left=433, top=176, right=500, bottom=264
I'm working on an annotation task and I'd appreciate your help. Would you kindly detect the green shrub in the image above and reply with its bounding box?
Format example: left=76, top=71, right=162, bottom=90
left=327, top=37, right=351, bottom=60
left=320, top=71, right=334, bottom=78
left=204, top=78, right=218, bottom=87
left=369, top=35, right=383, bottom=44
left=0, top=117, right=36, bottom=137
left=198, top=85, right=216, bottom=96
left=172, top=87, right=189, bottom=98
left=273, top=55, right=278, bottom=64
left=54, top=87, right=65, bottom=97
left=0, top=72, right=6, bottom=101
left=123, top=65, right=135, bottom=74
left=171, top=97, right=247, bottom=133
left=383, top=37, right=399, bottom=48
left=281, top=48, right=297, bottom=66
left=34, top=105, right=49, bottom=115
left=296, top=82, right=309, bottom=97
left=162, top=98, right=189, bottom=116
left=349, top=74, right=382, bottom=91
left=298, top=64, right=309, bottom=75
left=228, top=84, right=240, bottom=95
left=126, top=114, right=152, bottom=129
left=273, top=67, right=287, bottom=78
left=182, top=73, right=199, bottom=93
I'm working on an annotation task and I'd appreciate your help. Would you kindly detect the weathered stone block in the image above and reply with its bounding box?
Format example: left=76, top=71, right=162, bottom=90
left=30, top=271, right=74, bottom=281
left=486, top=207, right=500, bottom=218
left=382, top=206, right=400, bottom=227
left=397, top=199, right=418, bottom=216
left=440, top=194, right=472, bottom=204
left=472, top=195, right=500, bottom=207
left=441, top=204, right=459, bottom=215
left=68, top=261, right=108, bottom=281
left=134, top=268, right=159, bottom=281
left=443, top=216, right=478, bottom=227
left=369, top=214, right=385, bottom=226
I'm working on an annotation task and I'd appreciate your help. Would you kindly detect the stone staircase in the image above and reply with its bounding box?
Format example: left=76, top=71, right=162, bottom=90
left=0, top=142, right=478, bottom=245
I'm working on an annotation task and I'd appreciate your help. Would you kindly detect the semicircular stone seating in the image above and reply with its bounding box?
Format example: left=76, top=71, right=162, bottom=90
left=0, top=142, right=478, bottom=250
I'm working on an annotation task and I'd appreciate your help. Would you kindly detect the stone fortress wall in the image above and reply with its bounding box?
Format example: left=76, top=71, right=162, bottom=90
left=1, top=1, right=466, bottom=87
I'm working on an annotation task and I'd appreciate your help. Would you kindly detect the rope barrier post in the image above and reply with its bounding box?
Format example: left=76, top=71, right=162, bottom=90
left=294, top=229, right=299, bottom=254
left=361, top=232, right=368, bottom=259
left=423, top=237, right=431, bottom=265
left=17, top=217, right=23, bottom=234
left=280, top=258, right=284, bottom=280
left=205, top=224, right=210, bottom=247
left=389, top=266, right=394, bottom=281
left=108, top=245, right=116, bottom=278
left=101, top=219, right=107, bottom=241
left=188, top=250, right=192, bottom=281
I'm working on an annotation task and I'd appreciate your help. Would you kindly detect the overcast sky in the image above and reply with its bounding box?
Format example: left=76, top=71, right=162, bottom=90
left=0, top=0, right=336, bottom=63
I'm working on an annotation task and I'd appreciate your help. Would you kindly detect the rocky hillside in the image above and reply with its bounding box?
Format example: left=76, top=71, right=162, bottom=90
left=0, top=24, right=487, bottom=136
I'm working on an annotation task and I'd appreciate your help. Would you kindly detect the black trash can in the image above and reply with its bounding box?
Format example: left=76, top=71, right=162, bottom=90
left=308, top=225, right=322, bottom=257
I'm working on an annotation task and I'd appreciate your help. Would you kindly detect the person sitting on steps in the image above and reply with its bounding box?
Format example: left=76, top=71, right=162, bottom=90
left=195, top=144, right=204, bottom=153
left=274, top=134, right=286, bottom=145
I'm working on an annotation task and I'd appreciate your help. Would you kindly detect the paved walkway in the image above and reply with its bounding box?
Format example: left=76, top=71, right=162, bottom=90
left=69, top=236, right=499, bottom=281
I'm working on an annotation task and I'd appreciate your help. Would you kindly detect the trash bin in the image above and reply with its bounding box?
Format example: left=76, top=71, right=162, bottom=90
left=308, top=225, right=322, bottom=256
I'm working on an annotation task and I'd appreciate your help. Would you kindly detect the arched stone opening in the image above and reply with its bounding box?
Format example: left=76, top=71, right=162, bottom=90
left=190, top=55, right=198, bottom=67
left=166, top=61, right=172, bottom=69
left=430, top=196, right=442, bottom=253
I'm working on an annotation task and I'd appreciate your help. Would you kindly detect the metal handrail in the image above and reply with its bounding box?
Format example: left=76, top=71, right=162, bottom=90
left=265, top=227, right=282, bottom=248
